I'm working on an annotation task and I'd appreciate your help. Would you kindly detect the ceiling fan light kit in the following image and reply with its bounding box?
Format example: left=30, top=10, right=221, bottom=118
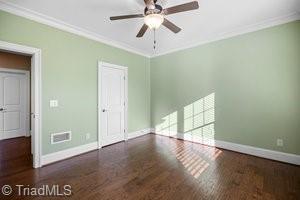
left=144, top=14, right=164, bottom=29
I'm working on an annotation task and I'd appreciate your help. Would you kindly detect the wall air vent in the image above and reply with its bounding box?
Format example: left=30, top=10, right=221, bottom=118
left=51, top=131, right=71, bottom=144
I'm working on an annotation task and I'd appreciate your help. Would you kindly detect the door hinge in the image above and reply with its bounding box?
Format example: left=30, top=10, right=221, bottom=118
left=123, top=76, right=125, bottom=80
left=124, top=102, right=125, bottom=106
left=124, top=129, right=125, bottom=133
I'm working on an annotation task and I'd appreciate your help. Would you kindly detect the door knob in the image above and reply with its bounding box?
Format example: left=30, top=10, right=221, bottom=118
left=102, top=109, right=107, bottom=112
left=0, top=108, right=6, bottom=112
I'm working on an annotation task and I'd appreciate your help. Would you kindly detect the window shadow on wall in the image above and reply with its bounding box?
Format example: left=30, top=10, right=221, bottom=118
left=154, top=93, right=220, bottom=179
left=183, top=93, right=215, bottom=146
left=154, top=93, right=215, bottom=146
left=155, top=111, right=177, bottom=137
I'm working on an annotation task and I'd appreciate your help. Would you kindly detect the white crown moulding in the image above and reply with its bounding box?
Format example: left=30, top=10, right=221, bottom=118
left=1, top=1, right=299, bottom=58
left=150, top=12, right=300, bottom=57
left=0, top=1, right=150, bottom=57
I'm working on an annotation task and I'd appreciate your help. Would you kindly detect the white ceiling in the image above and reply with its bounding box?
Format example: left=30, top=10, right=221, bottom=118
left=1, top=0, right=300, bottom=57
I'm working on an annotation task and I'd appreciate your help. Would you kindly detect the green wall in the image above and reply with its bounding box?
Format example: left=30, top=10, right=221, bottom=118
left=0, top=10, right=151, bottom=154
left=151, top=21, right=300, bottom=155
left=1, top=10, right=299, bottom=156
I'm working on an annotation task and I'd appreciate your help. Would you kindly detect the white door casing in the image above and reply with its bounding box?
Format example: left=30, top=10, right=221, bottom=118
left=0, top=41, right=42, bottom=168
left=0, top=70, right=30, bottom=140
left=98, top=62, right=128, bottom=147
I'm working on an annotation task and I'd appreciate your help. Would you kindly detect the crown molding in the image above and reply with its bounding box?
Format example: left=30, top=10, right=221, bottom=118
left=0, top=1, right=299, bottom=59
left=151, top=12, right=300, bottom=58
left=0, top=1, right=151, bottom=58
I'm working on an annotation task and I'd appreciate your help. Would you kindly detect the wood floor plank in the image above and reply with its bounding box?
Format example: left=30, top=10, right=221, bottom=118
left=0, top=134, right=299, bottom=199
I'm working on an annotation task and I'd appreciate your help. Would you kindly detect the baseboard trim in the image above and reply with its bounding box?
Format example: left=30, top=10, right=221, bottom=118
left=41, top=128, right=152, bottom=166
left=127, top=128, right=151, bottom=140
left=42, top=129, right=299, bottom=166
left=215, top=140, right=300, bottom=165
left=153, top=131, right=300, bottom=165
left=41, top=142, right=98, bottom=166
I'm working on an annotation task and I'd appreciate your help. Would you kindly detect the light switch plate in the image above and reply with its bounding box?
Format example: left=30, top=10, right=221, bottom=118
left=50, top=100, right=58, bottom=107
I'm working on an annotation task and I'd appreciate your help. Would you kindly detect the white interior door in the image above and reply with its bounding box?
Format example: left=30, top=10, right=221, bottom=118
left=0, top=71, right=29, bottom=140
left=100, top=65, right=126, bottom=146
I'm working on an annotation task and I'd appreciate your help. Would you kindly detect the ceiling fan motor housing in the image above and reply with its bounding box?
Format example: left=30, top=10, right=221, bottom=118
left=144, top=4, right=163, bottom=16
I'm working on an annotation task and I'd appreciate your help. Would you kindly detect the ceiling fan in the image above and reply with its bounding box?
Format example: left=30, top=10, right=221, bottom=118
left=110, top=0, right=199, bottom=38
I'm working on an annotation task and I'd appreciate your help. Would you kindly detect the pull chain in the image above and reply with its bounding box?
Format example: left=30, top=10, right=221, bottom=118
left=153, top=29, right=156, bottom=50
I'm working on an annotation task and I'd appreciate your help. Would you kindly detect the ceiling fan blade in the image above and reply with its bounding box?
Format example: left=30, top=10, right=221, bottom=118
left=163, top=1, right=199, bottom=15
left=144, top=0, right=150, bottom=4
left=162, top=19, right=181, bottom=33
left=144, top=0, right=156, bottom=9
left=144, top=0, right=154, bottom=6
left=136, top=24, right=148, bottom=37
left=110, top=14, right=144, bottom=21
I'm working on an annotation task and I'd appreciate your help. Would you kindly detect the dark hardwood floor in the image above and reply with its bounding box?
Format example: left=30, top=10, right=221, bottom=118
left=0, top=134, right=299, bottom=199
left=0, top=137, right=32, bottom=178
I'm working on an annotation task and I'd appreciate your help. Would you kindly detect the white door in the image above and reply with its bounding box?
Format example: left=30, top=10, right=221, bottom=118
left=100, top=65, right=126, bottom=146
left=0, top=71, right=29, bottom=140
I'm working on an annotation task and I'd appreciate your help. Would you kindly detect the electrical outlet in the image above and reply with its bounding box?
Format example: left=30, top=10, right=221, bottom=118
left=277, top=139, right=283, bottom=147
left=86, top=133, right=90, bottom=140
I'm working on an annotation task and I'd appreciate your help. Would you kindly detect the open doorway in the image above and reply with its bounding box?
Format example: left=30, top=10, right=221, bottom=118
left=0, top=51, right=32, bottom=176
left=0, top=41, right=42, bottom=169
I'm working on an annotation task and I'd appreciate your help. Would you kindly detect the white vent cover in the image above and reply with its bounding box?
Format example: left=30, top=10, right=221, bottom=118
left=51, top=131, right=71, bottom=144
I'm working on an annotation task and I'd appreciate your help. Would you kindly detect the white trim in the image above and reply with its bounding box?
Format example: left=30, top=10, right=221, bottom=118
left=153, top=130, right=300, bottom=165
left=25, top=69, right=30, bottom=137
left=0, top=68, right=30, bottom=137
left=41, top=142, right=98, bottom=166
left=41, top=128, right=151, bottom=166
left=0, top=68, right=29, bottom=74
left=0, top=40, right=42, bottom=168
left=97, top=65, right=101, bottom=149
left=1, top=1, right=299, bottom=58
left=150, top=128, right=155, bottom=133
left=150, top=12, right=300, bottom=57
left=124, top=69, right=128, bottom=141
left=127, top=128, right=151, bottom=140
left=215, top=140, right=300, bottom=166
left=97, top=61, right=128, bottom=149
left=0, top=1, right=149, bottom=58
left=39, top=128, right=300, bottom=166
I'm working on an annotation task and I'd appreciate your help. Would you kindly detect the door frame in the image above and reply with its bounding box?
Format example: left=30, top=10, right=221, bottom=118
left=97, top=61, right=128, bottom=149
left=0, top=41, right=42, bottom=168
left=0, top=68, right=30, bottom=138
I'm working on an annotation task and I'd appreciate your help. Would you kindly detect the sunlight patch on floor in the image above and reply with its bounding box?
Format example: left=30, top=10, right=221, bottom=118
left=163, top=139, right=223, bottom=179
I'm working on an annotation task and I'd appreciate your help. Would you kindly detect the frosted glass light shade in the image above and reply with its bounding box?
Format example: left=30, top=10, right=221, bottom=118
left=144, top=14, right=164, bottom=29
